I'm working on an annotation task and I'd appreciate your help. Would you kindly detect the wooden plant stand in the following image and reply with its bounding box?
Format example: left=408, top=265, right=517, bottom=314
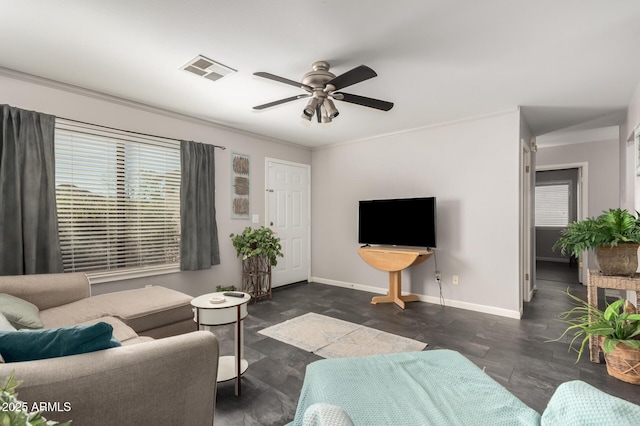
left=358, top=246, right=433, bottom=309
left=587, top=269, right=640, bottom=363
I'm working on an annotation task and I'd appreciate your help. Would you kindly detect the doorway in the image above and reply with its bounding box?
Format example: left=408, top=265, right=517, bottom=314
left=535, top=164, right=588, bottom=285
left=265, top=158, right=310, bottom=287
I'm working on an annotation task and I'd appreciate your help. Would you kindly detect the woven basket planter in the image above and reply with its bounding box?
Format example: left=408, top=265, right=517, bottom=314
left=596, top=243, right=639, bottom=276
left=241, top=255, right=272, bottom=302
left=601, top=337, right=640, bottom=385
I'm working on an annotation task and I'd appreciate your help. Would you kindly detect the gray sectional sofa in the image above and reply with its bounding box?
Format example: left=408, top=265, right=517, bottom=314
left=0, top=272, right=219, bottom=426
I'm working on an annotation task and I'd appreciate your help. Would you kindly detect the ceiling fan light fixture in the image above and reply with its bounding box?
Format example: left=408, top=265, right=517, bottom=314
left=324, top=99, right=339, bottom=119
left=303, top=98, right=319, bottom=118
left=320, top=104, right=332, bottom=123
left=253, top=61, right=393, bottom=122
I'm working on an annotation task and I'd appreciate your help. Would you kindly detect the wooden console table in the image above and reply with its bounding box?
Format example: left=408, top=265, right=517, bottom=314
left=358, top=246, right=433, bottom=309
left=587, top=270, right=640, bottom=363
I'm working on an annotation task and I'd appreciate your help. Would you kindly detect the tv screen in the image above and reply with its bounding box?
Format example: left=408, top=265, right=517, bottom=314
left=358, top=197, right=436, bottom=248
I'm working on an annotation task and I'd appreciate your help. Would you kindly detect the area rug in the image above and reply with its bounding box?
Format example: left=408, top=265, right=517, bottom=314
left=258, top=312, right=427, bottom=358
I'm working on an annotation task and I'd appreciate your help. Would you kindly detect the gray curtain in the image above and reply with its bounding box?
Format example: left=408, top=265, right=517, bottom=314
left=180, top=140, right=220, bottom=270
left=0, top=104, right=63, bottom=275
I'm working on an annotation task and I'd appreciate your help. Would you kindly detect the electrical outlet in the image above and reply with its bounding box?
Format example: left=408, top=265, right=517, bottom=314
left=435, top=271, right=442, bottom=282
left=452, top=275, right=459, bottom=285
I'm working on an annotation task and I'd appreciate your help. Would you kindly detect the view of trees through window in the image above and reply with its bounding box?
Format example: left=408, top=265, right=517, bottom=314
left=54, top=123, right=181, bottom=273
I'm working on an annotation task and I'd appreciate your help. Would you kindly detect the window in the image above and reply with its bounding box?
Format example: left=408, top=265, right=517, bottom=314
left=535, top=183, right=569, bottom=227
left=54, top=120, right=181, bottom=274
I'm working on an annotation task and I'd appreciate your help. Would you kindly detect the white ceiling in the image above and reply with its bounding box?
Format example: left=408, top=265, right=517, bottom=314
left=1, top=1, right=640, bottom=148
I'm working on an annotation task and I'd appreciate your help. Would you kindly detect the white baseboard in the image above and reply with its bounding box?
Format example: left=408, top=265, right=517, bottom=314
left=310, top=277, right=388, bottom=294
left=310, top=277, right=521, bottom=319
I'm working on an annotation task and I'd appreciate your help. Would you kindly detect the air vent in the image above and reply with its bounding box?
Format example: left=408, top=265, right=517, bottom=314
left=182, top=55, right=236, bottom=81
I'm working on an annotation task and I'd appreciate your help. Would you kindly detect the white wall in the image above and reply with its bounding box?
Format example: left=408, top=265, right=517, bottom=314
left=0, top=72, right=311, bottom=296
left=311, top=109, right=523, bottom=318
left=536, top=139, right=619, bottom=218
left=628, top=81, right=640, bottom=301
left=628, top=82, right=640, bottom=138
left=629, top=81, right=640, bottom=211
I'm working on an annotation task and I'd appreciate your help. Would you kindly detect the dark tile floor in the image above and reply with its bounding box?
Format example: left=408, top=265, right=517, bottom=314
left=213, top=261, right=640, bottom=425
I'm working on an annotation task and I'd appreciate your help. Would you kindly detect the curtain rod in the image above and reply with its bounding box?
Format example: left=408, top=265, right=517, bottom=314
left=56, top=116, right=226, bottom=150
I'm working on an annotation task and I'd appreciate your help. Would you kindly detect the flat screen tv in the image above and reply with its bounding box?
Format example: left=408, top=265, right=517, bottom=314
left=358, top=197, right=436, bottom=248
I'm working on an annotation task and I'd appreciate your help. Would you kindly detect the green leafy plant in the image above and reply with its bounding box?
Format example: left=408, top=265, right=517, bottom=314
left=229, top=226, right=283, bottom=266
left=1, top=371, right=71, bottom=425
left=215, top=285, right=236, bottom=292
left=553, top=208, right=640, bottom=258
left=550, top=289, right=640, bottom=362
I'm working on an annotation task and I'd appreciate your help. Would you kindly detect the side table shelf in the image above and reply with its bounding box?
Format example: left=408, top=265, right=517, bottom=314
left=191, top=292, right=251, bottom=396
left=587, top=270, right=640, bottom=363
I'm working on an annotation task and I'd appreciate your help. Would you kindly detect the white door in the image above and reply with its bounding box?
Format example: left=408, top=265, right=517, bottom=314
left=265, top=159, right=310, bottom=287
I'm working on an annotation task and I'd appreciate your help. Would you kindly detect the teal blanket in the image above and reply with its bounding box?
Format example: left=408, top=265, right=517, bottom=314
left=290, top=350, right=540, bottom=426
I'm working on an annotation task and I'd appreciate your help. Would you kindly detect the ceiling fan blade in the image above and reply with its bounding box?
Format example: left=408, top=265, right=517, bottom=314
left=326, top=65, right=377, bottom=90
left=334, top=92, right=394, bottom=111
left=253, top=94, right=310, bottom=110
left=254, top=72, right=313, bottom=91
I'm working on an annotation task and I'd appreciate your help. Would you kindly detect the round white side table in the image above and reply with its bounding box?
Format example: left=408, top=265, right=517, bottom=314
left=191, top=292, right=251, bottom=396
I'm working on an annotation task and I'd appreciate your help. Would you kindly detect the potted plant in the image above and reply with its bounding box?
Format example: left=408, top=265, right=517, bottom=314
left=230, top=226, right=283, bottom=301
left=551, top=290, right=640, bottom=384
left=1, top=371, right=71, bottom=425
left=553, top=208, right=640, bottom=276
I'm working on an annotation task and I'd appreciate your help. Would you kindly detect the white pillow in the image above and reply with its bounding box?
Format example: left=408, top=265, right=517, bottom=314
left=0, top=293, right=43, bottom=329
left=0, top=312, right=15, bottom=363
left=302, top=403, right=354, bottom=426
left=0, top=312, right=17, bottom=331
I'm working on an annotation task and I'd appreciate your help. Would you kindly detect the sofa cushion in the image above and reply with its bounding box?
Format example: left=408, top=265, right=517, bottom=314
left=79, top=316, right=139, bottom=343
left=39, top=286, right=193, bottom=334
left=541, top=380, right=640, bottom=425
left=94, top=286, right=193, bottom=333
left=121, top=336, right=155, bottom=346
left=0, top=293, right=43, bottom=329
left=0, top=321, right=121, bottom=363
left=0, top=272, right=90, bottom=310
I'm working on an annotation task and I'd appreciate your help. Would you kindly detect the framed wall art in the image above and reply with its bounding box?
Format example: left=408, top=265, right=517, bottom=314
left=231, top=152, right=250, bottom=219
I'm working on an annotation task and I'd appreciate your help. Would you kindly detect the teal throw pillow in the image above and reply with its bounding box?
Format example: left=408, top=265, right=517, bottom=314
left=0, top=293, right=43, bottom=329
left=0, top=321, right=121, bottom=363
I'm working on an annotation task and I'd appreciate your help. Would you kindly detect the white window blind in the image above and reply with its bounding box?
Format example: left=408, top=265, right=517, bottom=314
left=535, top=184, right=569, bottom=227
left=54, top=120, right=181, bottom=273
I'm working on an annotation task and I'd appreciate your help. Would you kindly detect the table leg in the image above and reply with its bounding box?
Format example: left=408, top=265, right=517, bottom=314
left=370, top=271, right=419, bottom=309
left=235, top=305, right=242, bottom=396
left=587, top=276, right=600, bottom=363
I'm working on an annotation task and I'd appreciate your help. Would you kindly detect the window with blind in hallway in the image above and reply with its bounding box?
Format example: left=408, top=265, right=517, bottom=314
left=54, top=120, right=181, bottom=273
left=535, top=183, right=570, bottom=227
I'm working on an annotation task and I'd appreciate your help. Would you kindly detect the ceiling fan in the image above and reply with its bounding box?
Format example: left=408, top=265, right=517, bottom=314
left=253, top=61, right=394, bottom=123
